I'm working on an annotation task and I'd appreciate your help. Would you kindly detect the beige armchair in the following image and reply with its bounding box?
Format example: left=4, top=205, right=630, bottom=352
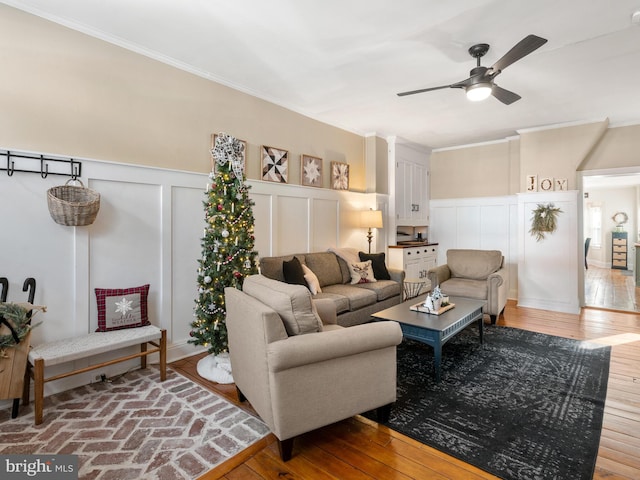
left=224, top=275, right=403, bottom=461
left=427, top=249, right=508, bottom=324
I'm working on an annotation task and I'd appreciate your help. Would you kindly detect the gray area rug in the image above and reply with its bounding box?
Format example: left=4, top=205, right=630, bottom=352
left=0, top=367, right=270, bottom=479
left=366, top=326, right=611, bottom=480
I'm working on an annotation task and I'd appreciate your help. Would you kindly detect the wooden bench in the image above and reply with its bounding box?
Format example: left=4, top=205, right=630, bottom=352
left=23, top=325, right=166, bottom=425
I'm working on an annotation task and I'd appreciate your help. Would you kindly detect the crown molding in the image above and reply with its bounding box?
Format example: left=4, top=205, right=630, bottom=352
left=432, top=138, right=509, bottom=153
left=516, top=118, right=609, bottom=135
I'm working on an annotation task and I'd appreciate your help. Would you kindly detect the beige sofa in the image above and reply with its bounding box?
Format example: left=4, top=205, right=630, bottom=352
left=224, top=275, right=403, bottom=460
left=427, top=249, right=508, bottom=324
left=259, top=250, right=404, bottom=327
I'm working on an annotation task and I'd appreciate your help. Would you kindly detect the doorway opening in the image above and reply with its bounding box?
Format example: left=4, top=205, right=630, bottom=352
left=582, top=168, right=640, bottom=312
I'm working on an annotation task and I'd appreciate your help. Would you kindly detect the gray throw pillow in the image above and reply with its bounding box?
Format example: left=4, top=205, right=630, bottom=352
left=242, top=275, right=322, bottom=336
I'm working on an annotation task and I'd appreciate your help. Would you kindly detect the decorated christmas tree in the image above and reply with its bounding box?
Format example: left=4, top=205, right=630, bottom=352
left=190, top=133, right=258, bottom=382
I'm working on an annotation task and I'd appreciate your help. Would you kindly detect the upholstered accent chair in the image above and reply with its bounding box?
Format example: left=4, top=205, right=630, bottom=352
left=224, top=274, right=403, bottom=461
left=427, top=249, right=508, bottom=324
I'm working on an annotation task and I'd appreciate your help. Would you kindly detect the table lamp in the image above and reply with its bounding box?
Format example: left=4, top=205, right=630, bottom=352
left=361, top=209, right=383, bottom=253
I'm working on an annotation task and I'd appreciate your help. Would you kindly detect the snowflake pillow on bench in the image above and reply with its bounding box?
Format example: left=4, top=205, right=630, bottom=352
left=95, top=284, right=150, bottom=332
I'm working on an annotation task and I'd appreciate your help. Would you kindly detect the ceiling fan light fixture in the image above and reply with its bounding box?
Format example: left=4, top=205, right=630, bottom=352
left=466, top=83, right=492, bottom=101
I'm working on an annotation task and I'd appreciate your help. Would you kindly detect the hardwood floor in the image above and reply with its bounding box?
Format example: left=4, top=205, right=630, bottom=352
left=585, top=265, right=639, bottom=312
left=171, top=301, right=640, bottom=480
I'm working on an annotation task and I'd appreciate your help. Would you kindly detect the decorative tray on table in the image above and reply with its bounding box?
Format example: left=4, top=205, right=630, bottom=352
left=410, top=302, right=455, bottom=315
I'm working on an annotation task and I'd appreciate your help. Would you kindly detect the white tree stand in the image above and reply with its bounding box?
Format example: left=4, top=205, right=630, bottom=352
left=197, top=353, right=234, bottom=384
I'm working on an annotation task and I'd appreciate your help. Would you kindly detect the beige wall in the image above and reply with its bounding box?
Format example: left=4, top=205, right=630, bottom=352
left=364, top=135, right=389, bottom=195
left=5, top=5, right=638, bottom=199
left=582, top=124, right=640, bottom=171
left=519, top=120, right=608, bottom=191
left=0, top=5, right=365, bottom=190
left=508, top=137, right=520, bottom=194
left=430, top=140, right=513, bottom=199
left=430, top=120, right=640, bottom=199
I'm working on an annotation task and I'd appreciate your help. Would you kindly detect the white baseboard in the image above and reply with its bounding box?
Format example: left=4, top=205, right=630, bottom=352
left=517, top=297, right=581, bottom=315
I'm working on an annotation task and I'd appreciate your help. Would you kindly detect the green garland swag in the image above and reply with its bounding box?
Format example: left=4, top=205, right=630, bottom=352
left=530, top=203, right=562, bottom=242
left=0, top=303, right=43, bottom=358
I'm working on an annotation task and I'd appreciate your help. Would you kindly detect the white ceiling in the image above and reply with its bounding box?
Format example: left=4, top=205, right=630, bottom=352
left=584, top=172, right=640, bottom=190
left=4, top=0, right=640, bottom=149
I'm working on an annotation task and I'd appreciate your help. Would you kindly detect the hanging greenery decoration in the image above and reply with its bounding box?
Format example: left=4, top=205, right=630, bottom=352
left=529, top=203, right=562, bottom=242
left=0, top=303, right=44, bottom=358
left=611, top=211, right=628, bottom=226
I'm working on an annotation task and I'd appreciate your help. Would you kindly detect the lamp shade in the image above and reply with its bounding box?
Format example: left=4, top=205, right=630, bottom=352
left=361, top=209, right=383, bottom=229
left=466, top=83, right=492, bottom=101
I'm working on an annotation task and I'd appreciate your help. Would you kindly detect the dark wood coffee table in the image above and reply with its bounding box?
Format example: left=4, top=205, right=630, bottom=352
left=372, top=295, right=486, bottom=381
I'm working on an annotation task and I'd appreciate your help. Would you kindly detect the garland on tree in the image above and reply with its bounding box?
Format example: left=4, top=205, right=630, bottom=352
left=190, top=133, right=259, bottom=355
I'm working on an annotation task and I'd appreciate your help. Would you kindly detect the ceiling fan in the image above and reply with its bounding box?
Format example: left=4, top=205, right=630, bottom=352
left=397, top=34, right=547, bottom=105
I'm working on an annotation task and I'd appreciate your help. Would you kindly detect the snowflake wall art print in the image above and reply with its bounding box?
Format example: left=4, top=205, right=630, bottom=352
left=331, top=161, right=349, bottom=190
left=301, top=154, right=323, bottom=187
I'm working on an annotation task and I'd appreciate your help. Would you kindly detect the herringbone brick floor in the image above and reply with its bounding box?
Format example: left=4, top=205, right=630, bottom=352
left=0, top=367, right=270, bottom=479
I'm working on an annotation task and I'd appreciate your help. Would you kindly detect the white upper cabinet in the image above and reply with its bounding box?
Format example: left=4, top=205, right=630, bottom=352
left=390, top=139, right=431, bottom=226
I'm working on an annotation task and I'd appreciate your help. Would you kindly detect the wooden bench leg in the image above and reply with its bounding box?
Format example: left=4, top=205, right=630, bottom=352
left=140, top=342, right=147, bottom=369
left=33, top=358, right=45, bottom=426
left=159, top=329, right=167, bottom=381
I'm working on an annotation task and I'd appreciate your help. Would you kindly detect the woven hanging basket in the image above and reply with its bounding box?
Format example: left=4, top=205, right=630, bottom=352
left=47, top=179, right=100, bottom=226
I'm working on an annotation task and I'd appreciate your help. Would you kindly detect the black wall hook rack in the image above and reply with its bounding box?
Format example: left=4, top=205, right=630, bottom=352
left=23, top=277, right=36, bottom=305
left=1, top=150, right=82, bottom=179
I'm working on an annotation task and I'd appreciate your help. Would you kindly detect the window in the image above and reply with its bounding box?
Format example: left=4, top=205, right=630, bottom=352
left=587, top=203, right=602, bottom=248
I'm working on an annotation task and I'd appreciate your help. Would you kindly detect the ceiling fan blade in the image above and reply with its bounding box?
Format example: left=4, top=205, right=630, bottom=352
left=492, top=85, right=521, bottom=105
left=397, top=84, right=454, bottom=97
left=397, top=78, right=469, bottom=97
left=488, top=34, right=547, bottom=76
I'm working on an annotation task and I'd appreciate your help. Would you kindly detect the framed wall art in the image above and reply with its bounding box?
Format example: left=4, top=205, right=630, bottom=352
left=261, top=145, right=288, bottom=183
left=301, top=154, right=323, bottom=187
left=331, top=161, right=349, bottom=190
left=210, top=133, right=246, bottom=173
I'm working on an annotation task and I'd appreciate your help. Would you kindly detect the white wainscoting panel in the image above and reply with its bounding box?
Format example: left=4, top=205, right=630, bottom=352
left=430, top=196, right=517, bottom=300
left=251, top=192, right=273, bottom=257
left=88, top=180, right=162, bottom=332
left=276, top=195, right=309, bottom=255
left=1, top=174, right=76, bottom=345
left=429, top=206, right=457, bottom=264
left=1, top=152, right=384, bottom=401
left=456, top=206, right=482, bottom=249
left=509, top=202, right=520, bottom=296
left=249, top=181, right=380, bottom=257
left=480, top=204, right=510, bottom=253
left=517, top=191, right=579, bottom=314
left=171, top=185, right=206, bottom=355
left=312, top=199, right=339, bottom=251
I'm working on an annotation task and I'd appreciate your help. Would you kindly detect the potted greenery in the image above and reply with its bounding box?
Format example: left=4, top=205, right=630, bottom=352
left=0, top=303, right=44, bottom=401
